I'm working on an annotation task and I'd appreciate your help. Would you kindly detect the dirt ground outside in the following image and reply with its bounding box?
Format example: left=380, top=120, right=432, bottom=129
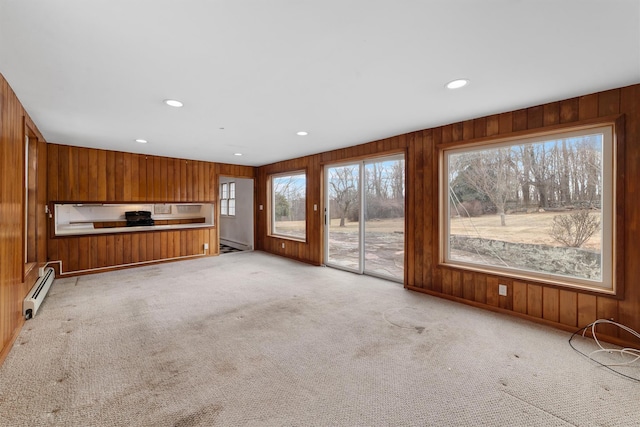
left=275, top=218, right=405, bottom=280
left=273, top=211, right=600, bottom=281
left=277, top=211, right=600, bottom=247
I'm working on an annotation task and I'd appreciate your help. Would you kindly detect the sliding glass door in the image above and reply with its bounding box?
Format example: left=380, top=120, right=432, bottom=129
left=326, top=163, right=361, bottom=272
left=325, top=154, right=405, bottom=282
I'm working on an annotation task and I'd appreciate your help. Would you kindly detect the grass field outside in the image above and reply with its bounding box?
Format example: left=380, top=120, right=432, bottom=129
left=449, top=211, right=601, bottom=250
left=276, top=211, right=600, bottom=249
left=273, top=211, right=601, bottom=281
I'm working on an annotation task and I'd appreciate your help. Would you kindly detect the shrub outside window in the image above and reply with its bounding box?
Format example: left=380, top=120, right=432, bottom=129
left=440, top=123, right=618, bottom=293
left=270, top=171, right=306, bottom=240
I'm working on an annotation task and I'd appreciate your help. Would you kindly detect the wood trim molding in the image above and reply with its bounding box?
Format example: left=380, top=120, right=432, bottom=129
left=405, top=285, right=638, bottom=348
left=436, top=114, right=624, bottom=150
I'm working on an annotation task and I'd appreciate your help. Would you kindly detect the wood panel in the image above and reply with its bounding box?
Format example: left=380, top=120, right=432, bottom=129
left=97, top=150, right=107, bottom=200
left=3, top=78, right=640, bottom=367
left=474, top=274, right=487, bottom=304
left=558, top=290, right=578, bottom=327
left=618, top=84, right=640, bottom=343
left=257, top=83, right=640, bottom=347
left=462, top=272, right=475, bottom=301
left=542, top=287, right=560, bottom=323
left=414, top=133, right=425, bottom=288
left=405, top=135, right=416, bottom=287
left=596, top=297, right=619, bottom=338
left=123, top=152, right=132, bottom=201
left=512, top=281, right=527, bottom=314
left=513, top=109, right=528, bottom=131
left=486, top=276, right=500, bottom=307
left=486, top=115, right=500, bottom=136
left=47, top=145, right=246, bottom=204
left=44, top=145, right=243, bottom=276
left=441, top=268, right=452, bottom=295
left=255, top=135, right=406, bottom=266
left=425, top=131, right=436, bottom=291
left=1, top=74, right=48, bottom=364
left=543, top=102, right=560, bottom=126
left=451, top=270, right=462, bottom=298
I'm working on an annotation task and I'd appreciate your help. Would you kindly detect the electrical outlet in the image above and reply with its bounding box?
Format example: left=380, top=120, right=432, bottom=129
left=498, top=284, right=507, bottom=296
left=204, top=243, right=209, bottom=250
left=281, top=243, right=285, bottom=249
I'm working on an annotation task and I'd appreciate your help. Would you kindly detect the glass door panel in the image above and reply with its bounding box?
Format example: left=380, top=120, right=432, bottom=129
left=325, top=154, right=405, bottom=282
left=326, top=163, right=361, bottom=272
left=363, top=157, right=405, bottom=281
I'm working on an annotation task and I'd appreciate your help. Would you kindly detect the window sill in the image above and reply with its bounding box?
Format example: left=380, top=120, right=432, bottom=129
left=268, top=234, right=307, bottom=243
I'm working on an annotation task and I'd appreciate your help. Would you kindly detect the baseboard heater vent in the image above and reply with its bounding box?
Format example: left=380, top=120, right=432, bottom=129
left=23, top=267, right=55, bottom=320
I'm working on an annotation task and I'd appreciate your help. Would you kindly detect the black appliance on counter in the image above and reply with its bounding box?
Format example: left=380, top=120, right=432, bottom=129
left=125, top=211, right=155, bottom=227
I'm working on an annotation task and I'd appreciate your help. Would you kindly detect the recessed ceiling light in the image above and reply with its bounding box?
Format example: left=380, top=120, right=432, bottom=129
left=296, top=131, right=308, bottom=136
left=234, top=153, right=243, bottom=156
left=445, top=79, right=470, bottom=89
left=163, top=99, right=183, bottom=107
left=135, top=139, right=148, bottom=144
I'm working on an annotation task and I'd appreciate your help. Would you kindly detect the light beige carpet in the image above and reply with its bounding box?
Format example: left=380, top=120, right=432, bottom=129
left=0, top=251, right=638, bottom=426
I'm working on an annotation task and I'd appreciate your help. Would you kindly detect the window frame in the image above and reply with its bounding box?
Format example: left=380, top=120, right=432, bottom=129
left=438, top=117, right=624, bottom=296
left=268, top=170, right=307, bottom=242
left=220, top=182, right=235, bottom=217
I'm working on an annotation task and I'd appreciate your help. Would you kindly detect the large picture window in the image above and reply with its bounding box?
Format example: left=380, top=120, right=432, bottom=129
left=440, top=123, right=618, bottom=293
left=270, top=171, right=306, bottom=240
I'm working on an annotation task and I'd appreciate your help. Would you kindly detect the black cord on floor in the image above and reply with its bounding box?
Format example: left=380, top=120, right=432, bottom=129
left=569, top=321, right=640, bottom=383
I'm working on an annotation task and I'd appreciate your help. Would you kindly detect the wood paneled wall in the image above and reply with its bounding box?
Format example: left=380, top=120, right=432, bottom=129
left=256, top=155, right=321, bottom=263
left=0, top=74, right=48, bottom=364
left=256, top=84, right=640, bottom=346
left=1, top=66, right=256, bottom=365
left=255, top=141, right=407, bottom=264
left=47, top=143, right=255, bottom=275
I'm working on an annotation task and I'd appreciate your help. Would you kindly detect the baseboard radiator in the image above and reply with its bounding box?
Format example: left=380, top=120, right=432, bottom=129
left=23, top=267, right=55, bottom=320
left=220, top=238, right=252, bottom=251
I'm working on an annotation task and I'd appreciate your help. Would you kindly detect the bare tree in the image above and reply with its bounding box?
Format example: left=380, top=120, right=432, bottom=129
left=529, top=142, right=553, bottom=208
left=273, top=174, right=305, bottom=221
left=369, top=162, right=384, bottom=198
left=514, top=144, right=534, bottom=208
left=560, top=139, right=572, bottom=204
left=328, top=166, right=358, bottom=227
left=455, top=147, right=515, bottom=226
left=391, top=160, right=405, bottom=202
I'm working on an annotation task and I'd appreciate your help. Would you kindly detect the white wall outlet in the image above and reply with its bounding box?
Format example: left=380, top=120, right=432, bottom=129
left=281, top=243, right=285, bottom=249
left=314, top=204, right=318, bottom=211
left=259, top=204, right=263, bottom=210
left=498, top=284, right=508, bottom=296
left=204, top=243, right=209, bottom=250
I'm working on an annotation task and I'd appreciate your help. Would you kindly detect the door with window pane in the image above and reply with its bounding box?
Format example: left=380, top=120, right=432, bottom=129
left=326, top=163, right=361, bottom=272
left=363, top=156, right=405, bottom=280
left=325, top=155, right=405, bottom=282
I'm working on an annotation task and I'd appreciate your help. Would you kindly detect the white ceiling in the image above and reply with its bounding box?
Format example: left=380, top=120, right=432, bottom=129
left=1, top=1, right=639, bottom=167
